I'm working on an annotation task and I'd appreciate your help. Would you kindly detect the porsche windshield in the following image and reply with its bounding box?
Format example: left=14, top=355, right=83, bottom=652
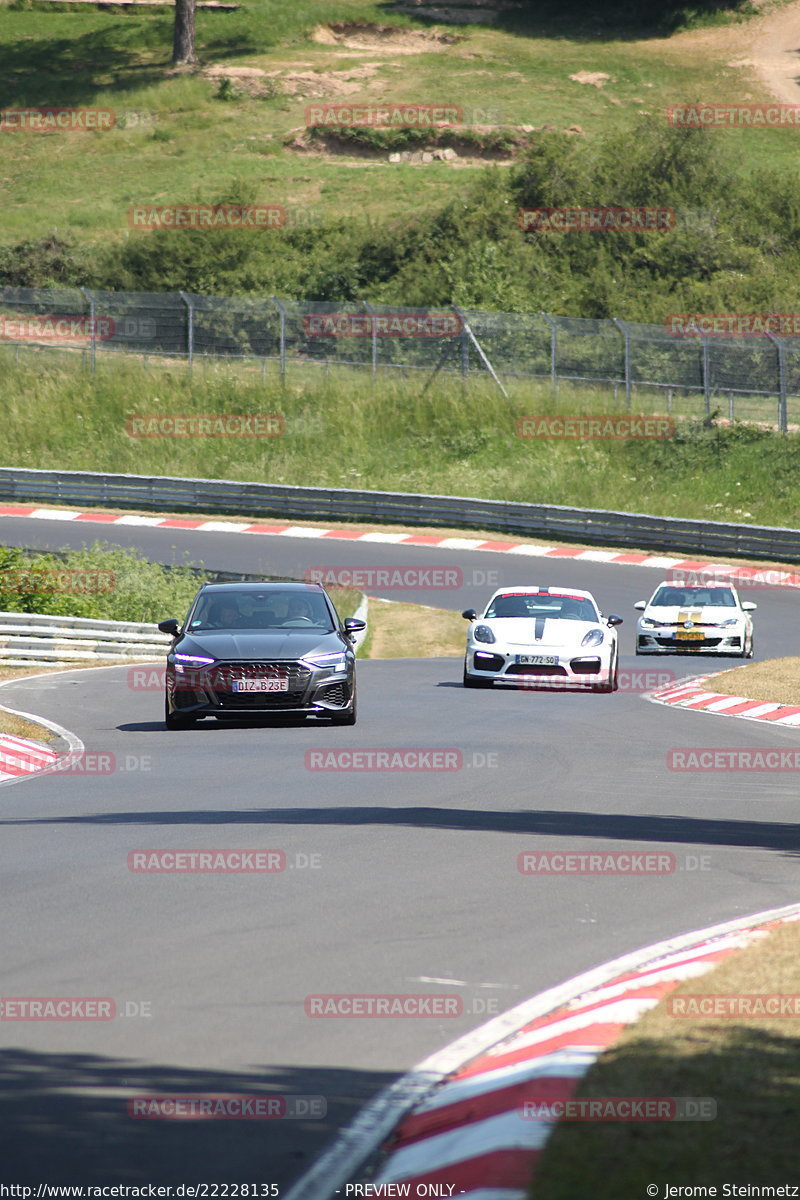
left=188, top=591, right=336, bottom=631
left=485, top=593, right=599, bottom=622
left=650, top=587, right=736, bottom=608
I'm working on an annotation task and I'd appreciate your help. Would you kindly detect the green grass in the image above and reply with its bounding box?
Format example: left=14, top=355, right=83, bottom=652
left=1, top=0, right=798, bottom=246
left=2, top=349, right=798, bottom=527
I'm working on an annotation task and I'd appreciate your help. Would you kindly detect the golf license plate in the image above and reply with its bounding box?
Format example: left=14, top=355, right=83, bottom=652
left=232, top=677, right=288, bottom=692
left=516, top=655, right=558, bottom=666
left=676, top=630, right=705, bottom=641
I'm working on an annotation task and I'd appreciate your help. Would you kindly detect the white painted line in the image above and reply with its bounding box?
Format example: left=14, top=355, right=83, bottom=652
left=703, top=696, right=750, bottom=711
left=484, top=997, right=659, bottom=1059
left=279, top=526, right=332, bottom=539
left=356, top=532, right=416, bottom=543
left=573, top=550, right=622, bottom=562
left=776, top=711, right=800, bottom=726
left=113, top=515, right=169, bottom=527
left=28, top=509, right=79, bottom=521
left=732, top=702, right=783, bottom=717
left=374, top=1109, right=550, bottom=1183
left=415, top=1050, right=598, bottom=1114
left=438, top=537, right=488, bottom=550
left=194, top=521, right=252, bottom=533
left=505, top=544, right=556, bottom=556
left=640, top=556, right=683, bottom=568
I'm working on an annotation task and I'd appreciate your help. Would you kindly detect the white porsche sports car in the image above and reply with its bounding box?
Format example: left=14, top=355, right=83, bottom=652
left=634, top=581, right=756, bottom=657
left=462, top=586, right=623, bottom=691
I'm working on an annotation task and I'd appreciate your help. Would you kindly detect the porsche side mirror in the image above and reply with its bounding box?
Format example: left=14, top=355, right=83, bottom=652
left=462, top=609, right=478, bottom=621
left=607, top=615, right=624, bottom=626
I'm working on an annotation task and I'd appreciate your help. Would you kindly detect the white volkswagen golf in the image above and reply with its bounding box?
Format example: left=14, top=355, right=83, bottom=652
left=462, top=586, right=623, bottom=692
left=634, top=581, right=756, bottom=656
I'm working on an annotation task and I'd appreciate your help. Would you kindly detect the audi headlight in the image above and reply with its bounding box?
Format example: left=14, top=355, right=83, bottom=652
left=302, top=651, right=349, bottom=672
left=581, top=628, right=605, bottom=648
left=173, top=652, right=215, bottom=665
left=474, top=625, right=496, bottom=644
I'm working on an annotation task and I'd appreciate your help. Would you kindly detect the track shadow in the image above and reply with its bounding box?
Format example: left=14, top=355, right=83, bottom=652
left=0, top=1048, right=394, bottom=1186
left=2, top=805, right=799, bottom=856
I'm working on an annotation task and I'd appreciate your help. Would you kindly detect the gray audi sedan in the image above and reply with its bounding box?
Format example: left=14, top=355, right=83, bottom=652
left=158, top=581, right=365, bottom=728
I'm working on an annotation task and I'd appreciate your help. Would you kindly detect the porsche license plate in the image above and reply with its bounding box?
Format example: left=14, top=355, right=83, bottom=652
left=516, top=655, right=558, bottom=666
left=232, top=677, right=288, bottom=692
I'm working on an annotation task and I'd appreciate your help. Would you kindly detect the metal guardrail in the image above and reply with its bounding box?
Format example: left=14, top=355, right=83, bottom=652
left=1, top=466, right=799, bottom=564
left=0, top=611, right=171, bottom=666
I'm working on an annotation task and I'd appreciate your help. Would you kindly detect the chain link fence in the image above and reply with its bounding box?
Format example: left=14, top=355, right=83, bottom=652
left=0, top=286, right=795, bottom=429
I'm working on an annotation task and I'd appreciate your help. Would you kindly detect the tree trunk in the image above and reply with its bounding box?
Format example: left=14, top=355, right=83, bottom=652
left=172, top=0, right=197, bottom=66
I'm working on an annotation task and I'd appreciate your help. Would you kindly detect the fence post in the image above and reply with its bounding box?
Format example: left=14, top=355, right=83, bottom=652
left=702, top=335, right=711, bottom=416
left=540, top=313, right=557, bottom=395
left=179, top=291, right=193, bottom=375
left=363, top=301, right=378, bottom=385
left=80, top=287, right=96, bottom=374
left=766, top=332, right=787, bottom=433
left=453, top=306, right=508, bottom=398
left=271, top=297, right=287, bottom=382
left=612, top=317, right=631, bottom=410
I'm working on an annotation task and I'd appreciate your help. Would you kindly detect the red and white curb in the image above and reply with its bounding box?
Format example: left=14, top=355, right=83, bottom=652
left=0, top=684, right=85, bottom=787
left=283, top=902, right=800, bottom=1200
left=2, top=504, right=799, bottom=586
left=0, top=732, right=59, bottom=780
left=648, top=674, right=800, bottom=728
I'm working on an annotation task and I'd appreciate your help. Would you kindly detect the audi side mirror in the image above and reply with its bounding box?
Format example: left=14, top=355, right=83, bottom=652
left=158, top=618, right=180, bottom=637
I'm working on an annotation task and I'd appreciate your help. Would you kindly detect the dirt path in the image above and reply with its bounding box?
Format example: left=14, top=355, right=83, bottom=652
left=749, top=1, right=800, bottom=103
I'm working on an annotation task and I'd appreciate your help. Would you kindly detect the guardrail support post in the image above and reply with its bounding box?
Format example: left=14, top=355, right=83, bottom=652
left=364, top=301, right=378, bottom=385
left=179, top=291, right=194, bottom=375
left=541, top=312, right=558, bottom=395
left=702, top=335, right=711, bottom=416
left=271, top=297, right=287, bottom=383
left=80, top=287, right=96, bottom=374
left=454, top=306, right=507, bottom=398
left=766, top=332, right=788, bottom=433
left=612, top=317, right=631, bottom=411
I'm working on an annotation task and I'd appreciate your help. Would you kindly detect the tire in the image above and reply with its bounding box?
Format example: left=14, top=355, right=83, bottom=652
left=329, top=681, right=357, bottom=725
left=463, top=666, right=492, bottom=689
left=165, top=695, right=196, bottom=729
left=744, top=634, right=754, bottom=659
left=593, top=651, right=618, bottom=694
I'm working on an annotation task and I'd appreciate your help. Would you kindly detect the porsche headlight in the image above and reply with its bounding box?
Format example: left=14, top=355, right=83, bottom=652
left=474, top=624, right=496, bottom=644
left=581, top=628, right=605, bottom=648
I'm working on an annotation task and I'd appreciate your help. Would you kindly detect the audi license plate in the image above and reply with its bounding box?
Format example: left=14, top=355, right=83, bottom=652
left=516, top=655, right=558, bottom=666
left=232, top=678, right=288, bottom=692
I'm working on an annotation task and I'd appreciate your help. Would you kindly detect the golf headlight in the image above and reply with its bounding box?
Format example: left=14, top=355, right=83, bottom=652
left=303, top=651, right=349, bottom=672
left=640, top=618, right=668, bottom=629
left=581, top=628, right=605, bottom=647
left=717, top=619, right=738, bottom=628
left=474, top=625, right=496, bottom=644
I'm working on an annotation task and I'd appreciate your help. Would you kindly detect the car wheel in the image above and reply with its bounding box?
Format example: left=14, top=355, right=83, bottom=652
left=329, top=682, right=357, bottom=725
left=165, top=696, right=196, bottom=729
left=463, top=666, right=492, bottom=689
left=744, top=634, right=754, bottom=659
left=594, top=650, right=618, bottom=693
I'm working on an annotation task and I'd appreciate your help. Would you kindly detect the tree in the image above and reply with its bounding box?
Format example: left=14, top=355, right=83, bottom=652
left=172, top=0, right=197, bottom=66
